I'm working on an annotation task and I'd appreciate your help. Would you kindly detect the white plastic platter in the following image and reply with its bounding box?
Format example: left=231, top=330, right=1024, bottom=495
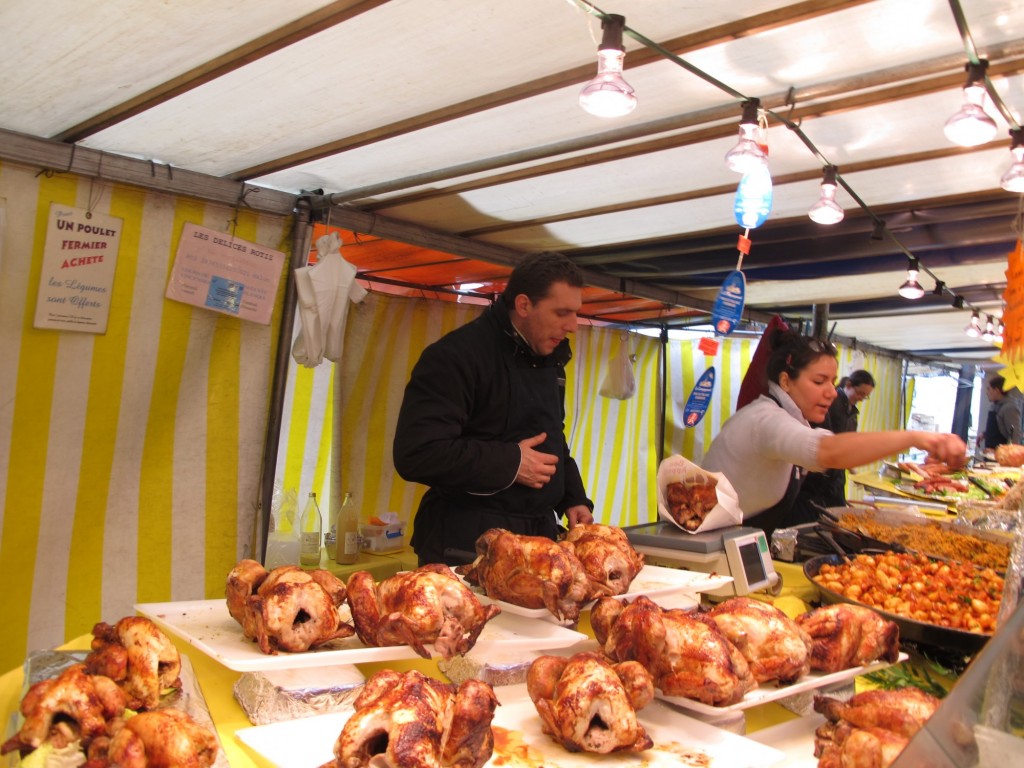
left=656, top=652, right=908, bottom=715
left=463, top=564, right=733, bottom=623
left=136, top=600, right=586, bottom=672
left=236, top=683, right=786, bottom=768
left=747, top=713, right=823, bottom=768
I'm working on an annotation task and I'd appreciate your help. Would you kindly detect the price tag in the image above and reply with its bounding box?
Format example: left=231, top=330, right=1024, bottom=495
left=698, top=336, right=720, bottom=356
left=711, top=270, right=746, bottom=336
left=683, top=366, right=716, bottom=428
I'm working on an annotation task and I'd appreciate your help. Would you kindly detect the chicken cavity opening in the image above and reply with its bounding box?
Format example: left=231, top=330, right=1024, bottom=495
left=292, top=608, right=312, bottom=627
left=362, top=731, right=390, bottom=762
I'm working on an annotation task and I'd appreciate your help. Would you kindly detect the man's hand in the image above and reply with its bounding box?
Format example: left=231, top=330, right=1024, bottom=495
left=515, top=432, right=558, bottom=488
left=564, top=505, right=594, bottom=528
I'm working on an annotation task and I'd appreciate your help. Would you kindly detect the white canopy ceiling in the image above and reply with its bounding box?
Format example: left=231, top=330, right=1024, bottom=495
left=2, top=0, right=1021, bottom=363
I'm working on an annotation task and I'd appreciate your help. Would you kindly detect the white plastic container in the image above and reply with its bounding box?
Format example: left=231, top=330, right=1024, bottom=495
left=359, top=522, right=406, bottom=553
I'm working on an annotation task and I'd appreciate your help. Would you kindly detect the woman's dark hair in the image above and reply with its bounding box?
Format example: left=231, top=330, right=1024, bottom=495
left=765, top=329, right=837, bottom=384
left=503, top=252, right=584, bottom=304
left=848, top=369, right=875, bottom=388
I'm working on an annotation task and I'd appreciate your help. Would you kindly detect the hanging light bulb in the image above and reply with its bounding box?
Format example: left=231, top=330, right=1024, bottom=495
left=944, top=60, right=998, bottom=147
left=897, top=257, right=925, bottom=299
left=579, top=15, right=637, bottom=118
left=1000, top=128, right=1024, bottom=193
left=965, top=310, right=982, bottom=338
left=724, top=99, right=768, bottom=174
left=734, top=164, right=773, bottom=228
left=995, top=319, right=1005, bottom=343
left=808, top=165, right=845, bottom=224
left=982, top=315, right=996, bottom=342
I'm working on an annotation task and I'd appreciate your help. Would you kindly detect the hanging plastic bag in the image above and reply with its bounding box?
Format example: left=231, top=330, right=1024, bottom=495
left=599, top=334, right=636, bottom=400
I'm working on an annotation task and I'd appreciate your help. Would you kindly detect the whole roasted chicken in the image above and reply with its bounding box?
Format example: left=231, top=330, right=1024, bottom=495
left=347, top=563, right=500, bottom=659
left=527, top=651, right=654, bottom=754
left=702, top=597, right=813, bottom=684
left=795, top=603, right=900, bottom=673
left=592, top=595, right=757, bottom=706
left=0, top=664, right=126, bottom=760
left=85, top=617, right=182, bottom=710
left=459, top=528, right=591, bottom=623
left=328, top=669, right=498, bottom=768
left=105, top=708, right=220, bottom=768
left=225, top=559, right=354, bottom=654
left=562, top=524, right=645, bottom=597
left=813, top=687, right=940, bottom=768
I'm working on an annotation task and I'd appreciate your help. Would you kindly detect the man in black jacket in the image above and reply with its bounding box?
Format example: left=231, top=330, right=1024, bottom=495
left=393, top=253, right=594, bottom=566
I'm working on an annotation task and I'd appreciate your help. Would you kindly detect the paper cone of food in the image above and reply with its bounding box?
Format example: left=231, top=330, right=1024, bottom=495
left=657, top=455, right=742, bottom=533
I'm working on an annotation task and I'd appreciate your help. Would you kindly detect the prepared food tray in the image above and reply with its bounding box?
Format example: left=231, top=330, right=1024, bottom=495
left=831, top=506, right=1012, bottom=571
left=460, top=565, right=732, bottom=624
left=136, top=600, right=587, bottom=672
left=235, top=683, right=787, bottom=768
left=891, top=460, right=1018, bottom=506
left=803, top=554, right=998, bottom=655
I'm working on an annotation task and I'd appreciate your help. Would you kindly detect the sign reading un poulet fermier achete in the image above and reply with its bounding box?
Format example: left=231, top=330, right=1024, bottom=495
left=34, top=203, right=122, bottom=334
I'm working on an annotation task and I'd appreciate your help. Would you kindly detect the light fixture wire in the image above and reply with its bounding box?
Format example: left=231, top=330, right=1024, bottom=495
left=567, top=0, right=1007, bottom=325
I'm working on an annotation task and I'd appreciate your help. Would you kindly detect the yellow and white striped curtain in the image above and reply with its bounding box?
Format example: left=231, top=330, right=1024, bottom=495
left=0, top=161, right=290, bottom=672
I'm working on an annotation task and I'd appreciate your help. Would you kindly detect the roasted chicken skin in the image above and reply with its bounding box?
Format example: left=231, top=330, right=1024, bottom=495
left=85, top=617, right=182, bottom=710
left=562, top=524, right=644, bottom=598
left=796, top=603, right=900, bottom=673
left=702, top=597, right=813, bottom=684
left=813, top=687, right=940, bottom=768
left=592, top=595, right=757, bottom=706
left=346, top=564, right=500, bottom=659
left=0, top=664, right=126, bottom=758
left=330, top=669, right=498, bottom=768
left=226, top=561, right=354, bottom=654
left=527, top=652, right=654, bottom=754
left=106, top=708, right=219, bottom=768
left=459, top=528, right=591, bottom=622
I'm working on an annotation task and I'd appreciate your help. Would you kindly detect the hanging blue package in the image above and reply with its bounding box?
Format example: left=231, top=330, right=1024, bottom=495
left=683, top=366, right=716, bottom=428
left=734, top=165, right=773, bottom=228
left=711, top=270, right=746, bottom=336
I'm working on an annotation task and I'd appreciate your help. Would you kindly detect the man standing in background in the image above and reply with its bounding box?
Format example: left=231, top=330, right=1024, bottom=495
left=980, top=375, right=1024, bottom=450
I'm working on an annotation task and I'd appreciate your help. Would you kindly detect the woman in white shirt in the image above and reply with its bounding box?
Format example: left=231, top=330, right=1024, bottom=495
left=702, top=330, right=966, bottom=537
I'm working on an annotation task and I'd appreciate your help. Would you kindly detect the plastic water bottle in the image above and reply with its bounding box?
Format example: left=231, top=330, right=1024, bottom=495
left=299, top=492, right=322, bottom=567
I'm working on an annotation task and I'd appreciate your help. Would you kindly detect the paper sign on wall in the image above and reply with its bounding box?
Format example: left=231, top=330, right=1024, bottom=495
left=165, top=223, right=285, bottom=325
left=34, top=203, right=122, bottom=333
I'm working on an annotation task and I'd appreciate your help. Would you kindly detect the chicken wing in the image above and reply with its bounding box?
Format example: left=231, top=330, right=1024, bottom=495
left=592, top=595, right=757, bottom=706
left=796, top=603, right=900, bottom=673
left=703, top=597, right=813, bottom=684
left=331, top=669, right=497, bottom=768
left=346, top=564, right=500, bottom=659
left=106, top=708, right=219, bottom=768
left=86, top=617, right=181, bottom=710
left=527, top=652, right=653, bottom=753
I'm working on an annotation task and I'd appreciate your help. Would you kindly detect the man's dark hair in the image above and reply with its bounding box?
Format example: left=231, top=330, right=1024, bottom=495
left=989, top=375, right=1006, bottom=393
left=503, top=252, right=584, bottom=304
left=848, top=370, right=875, bottom=388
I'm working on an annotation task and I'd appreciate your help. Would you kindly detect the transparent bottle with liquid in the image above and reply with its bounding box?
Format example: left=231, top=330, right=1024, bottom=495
left=335, top=491, right=359, bottom=564
left=299, top=492, right=323, bottom=567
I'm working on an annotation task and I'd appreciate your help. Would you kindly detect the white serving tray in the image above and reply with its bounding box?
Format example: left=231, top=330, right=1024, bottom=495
left=656, top=652, right=908, bottom=715
left=464, top=564, right=733, bottom=623
left=747, top=714, right=823, bottom=768
left=236, top=683, right=786, bottom=768
left=136, top=599, right=586, bottom=672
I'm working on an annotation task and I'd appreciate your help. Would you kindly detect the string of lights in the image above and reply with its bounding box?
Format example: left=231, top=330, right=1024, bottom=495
left=569, top=0, right=1019, bottom=343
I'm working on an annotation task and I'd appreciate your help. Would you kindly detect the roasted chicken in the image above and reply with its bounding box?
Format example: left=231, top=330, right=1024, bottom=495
left=591, top=595, right=757, bottom=706
left=813, top=687, right=940, bottom=768
left=702, top=597, right=813, bottom=684
left=796, top=603, right=900, bottom=673
left=562, top=524, right=644, bottom=597
left=85, top=616, right=182, bottom=710
left=328, top=669, right=498, bottom=768
left=105, top=708, right=220, bottom=768
left=346, top=564, right=500, bottom=659
left=527, top=651, right=653, bottom=754
left=459, top=528, right=591, bottom=623
left=0, top=664, right=126, bottom=759
left=226, top=560, right=354, bottom=654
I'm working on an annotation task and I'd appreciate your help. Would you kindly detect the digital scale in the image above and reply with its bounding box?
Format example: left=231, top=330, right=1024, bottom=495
left=623, top=522, right=780, bottom=599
